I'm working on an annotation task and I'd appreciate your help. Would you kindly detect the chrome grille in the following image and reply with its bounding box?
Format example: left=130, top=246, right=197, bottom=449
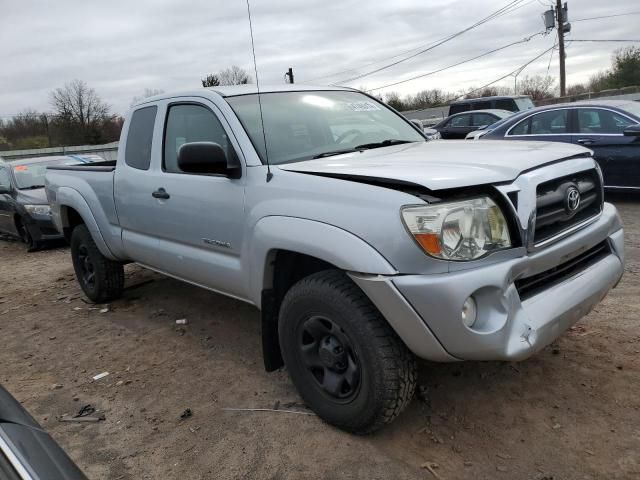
left=534, top=169, right=602, bottom=245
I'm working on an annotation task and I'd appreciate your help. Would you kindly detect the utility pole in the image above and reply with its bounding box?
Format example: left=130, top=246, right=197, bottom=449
left=285, top=67, right=294, bottom=84
left=556, top=0, right=567, bottom=96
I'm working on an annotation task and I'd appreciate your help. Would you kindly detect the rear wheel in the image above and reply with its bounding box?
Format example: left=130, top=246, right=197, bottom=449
left=70, top=224, right=124, bottom=303
left=278, top=270, right=416, bottom=434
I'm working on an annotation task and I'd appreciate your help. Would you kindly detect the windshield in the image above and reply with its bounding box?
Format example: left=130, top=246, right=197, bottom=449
left=515, top=97, right=535, bottom=111
left=226, top=91, right=425, bottom=165
left=12, top=159, right=80, bottom=189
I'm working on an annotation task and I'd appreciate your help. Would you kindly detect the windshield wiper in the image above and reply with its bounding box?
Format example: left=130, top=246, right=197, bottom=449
left=312, top=149, right=358, bottom=159
left=311, top=139, right=416, bottom=159
left=354, top=139, right=414, bottom=150
left=19, top=185, right=45, bottom=190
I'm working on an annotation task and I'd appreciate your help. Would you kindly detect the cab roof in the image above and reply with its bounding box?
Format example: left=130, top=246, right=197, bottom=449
left=133, top=84, right=357, bottom=107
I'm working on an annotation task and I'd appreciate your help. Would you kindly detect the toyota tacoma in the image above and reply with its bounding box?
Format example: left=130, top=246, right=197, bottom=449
left=45, top=85, right=624, bottom=434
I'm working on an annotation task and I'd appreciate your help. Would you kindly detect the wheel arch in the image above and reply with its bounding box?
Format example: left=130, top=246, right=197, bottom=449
left=249, top=216, right=398, bottom=372
left=54, top=187, right=118, bottom=260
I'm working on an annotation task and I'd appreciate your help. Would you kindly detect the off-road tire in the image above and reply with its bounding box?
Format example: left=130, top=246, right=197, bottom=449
left=278, top=270, right=416, bottom=434
left=70, top=224, right=124, bottom=303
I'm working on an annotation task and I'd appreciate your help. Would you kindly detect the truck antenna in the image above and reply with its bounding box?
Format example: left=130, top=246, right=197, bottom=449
left=245, top=0, right=273, bottom=182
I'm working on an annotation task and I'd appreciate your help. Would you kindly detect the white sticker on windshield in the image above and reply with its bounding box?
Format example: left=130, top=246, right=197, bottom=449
left=346, top=101, right=381, bottom=112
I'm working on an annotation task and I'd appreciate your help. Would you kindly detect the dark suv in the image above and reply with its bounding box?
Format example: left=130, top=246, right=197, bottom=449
left=448, top=95, right=534, bottom=116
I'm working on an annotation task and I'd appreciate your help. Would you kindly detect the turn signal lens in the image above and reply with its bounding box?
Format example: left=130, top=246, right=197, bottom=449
left=401, top=197, right=512, bottom=261
left=414, top=233, right=441, bottom=255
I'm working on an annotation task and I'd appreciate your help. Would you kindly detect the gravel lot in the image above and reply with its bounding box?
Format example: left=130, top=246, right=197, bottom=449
left=1, top=194, right=638, bottom=480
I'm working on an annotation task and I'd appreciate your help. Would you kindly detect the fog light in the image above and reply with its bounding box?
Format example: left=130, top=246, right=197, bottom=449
left=462, top=297, right=477, bottom=328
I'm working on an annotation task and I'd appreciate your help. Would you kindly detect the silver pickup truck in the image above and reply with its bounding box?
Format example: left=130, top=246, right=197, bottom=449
left=46, top=85, right=624, bottom=434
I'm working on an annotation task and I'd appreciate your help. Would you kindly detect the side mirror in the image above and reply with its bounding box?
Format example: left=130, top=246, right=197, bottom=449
left=0, top=184, right=10, bottom=194
left=177, top=142, right=241, bottom=178
left=623, top=124, right=640, bottom=137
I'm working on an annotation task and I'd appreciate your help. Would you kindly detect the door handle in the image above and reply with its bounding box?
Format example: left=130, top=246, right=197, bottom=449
left=152, top=188, right=170, bottom=200
left=577, top=138, right=595, bottom=145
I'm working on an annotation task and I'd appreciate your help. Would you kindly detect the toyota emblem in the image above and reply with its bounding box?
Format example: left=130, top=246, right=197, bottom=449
left=566, top=186, right=581, bottom=213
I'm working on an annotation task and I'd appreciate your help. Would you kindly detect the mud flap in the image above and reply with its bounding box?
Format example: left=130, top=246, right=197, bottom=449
left=261, top=289, right=283, bottom=372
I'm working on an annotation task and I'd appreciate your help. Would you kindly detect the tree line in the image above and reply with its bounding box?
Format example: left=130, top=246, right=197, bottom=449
left=380, top=46, right=640, bottom=111
left=0, top=80, right=123, bottom=151
left=0, top=66, right=253, bottom=152
left=2, top=49, right=639, bottom=150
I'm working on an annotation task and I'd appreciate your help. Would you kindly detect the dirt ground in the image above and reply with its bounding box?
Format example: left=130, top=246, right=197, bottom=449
left=1, top=194, right=639, bottom=480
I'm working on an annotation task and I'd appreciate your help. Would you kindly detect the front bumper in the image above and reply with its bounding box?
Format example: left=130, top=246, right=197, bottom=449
left=351, top=203, right=624, bottom=362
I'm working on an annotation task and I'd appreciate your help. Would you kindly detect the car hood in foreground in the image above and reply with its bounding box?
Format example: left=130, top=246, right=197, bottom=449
left=278, top=140, right=592, bottom=191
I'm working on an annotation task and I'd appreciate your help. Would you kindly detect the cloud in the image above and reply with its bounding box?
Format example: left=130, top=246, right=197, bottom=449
left=1, top=0, right=638, bottom=116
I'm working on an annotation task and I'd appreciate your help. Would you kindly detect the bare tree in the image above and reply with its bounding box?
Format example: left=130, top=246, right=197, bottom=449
left=567, top=83, right=589, bottom=96
left=131, top=88, right=164, bottom=107
left=218, top=66, right=252, bottom=85
left=517, top=75, right=556, bottom=101
left=384, top=92, right=405, bottom=111
left=49, top=80, right=111, bottom=144
left=201, top=74, right=221, bottom=87
left=50, top=80, right=110, bottom=128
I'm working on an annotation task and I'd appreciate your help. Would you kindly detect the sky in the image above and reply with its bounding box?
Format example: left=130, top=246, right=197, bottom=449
left=1, top=0, right=639, bottom=116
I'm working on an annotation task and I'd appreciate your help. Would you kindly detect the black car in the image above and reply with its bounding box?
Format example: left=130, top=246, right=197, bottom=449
left=0, top=156, right=80, bottom=250
left=481, top=100, right=640, bottom=189
left=430, top=109, right=513, bottom=139
left=0, top=384, right=87, bottom=479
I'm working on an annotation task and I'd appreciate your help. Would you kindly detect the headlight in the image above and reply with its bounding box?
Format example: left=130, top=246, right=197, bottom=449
left=430, top=132, right=441, bottom=140
left=401, top=197, right=512, bottom=261
left=24, top=204, right=51, bottom=216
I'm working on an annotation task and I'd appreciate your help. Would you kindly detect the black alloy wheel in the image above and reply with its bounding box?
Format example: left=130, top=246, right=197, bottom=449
left=299, top=315, right=361, bottom=401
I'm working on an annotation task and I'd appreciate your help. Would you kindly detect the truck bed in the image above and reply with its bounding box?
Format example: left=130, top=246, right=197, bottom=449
left=47, top=160, right=116, bottom=172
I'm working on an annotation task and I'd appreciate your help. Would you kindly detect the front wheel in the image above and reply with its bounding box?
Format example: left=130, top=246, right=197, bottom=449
left=70, top=224, right=124, bottom=303
left=278, top=270, right=416, bottom=434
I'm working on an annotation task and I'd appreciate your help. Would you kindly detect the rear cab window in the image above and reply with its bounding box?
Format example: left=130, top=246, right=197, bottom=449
left=125, top=106, right=157, bottom=170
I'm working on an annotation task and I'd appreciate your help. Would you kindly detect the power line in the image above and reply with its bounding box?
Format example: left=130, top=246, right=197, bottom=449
left=569, top=39, right=640, bottom=43
left=546, top=38, right=557, bottom=76
left=332, top=0, right=529, bottom=85
left=326, top=0, right=534, bottom=85
left=572, top=11, right=640, bottom=22
left=306, top=0, right=536, bottom=84
left=304, top=36, right=451, bottom=83
left=367, top=32, right=545, bottom=92
left=456, top=45, right=555, bottom=100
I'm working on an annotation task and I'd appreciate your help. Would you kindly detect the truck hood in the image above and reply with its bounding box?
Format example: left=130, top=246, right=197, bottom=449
left=278, top=140, right=592, bottom=191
